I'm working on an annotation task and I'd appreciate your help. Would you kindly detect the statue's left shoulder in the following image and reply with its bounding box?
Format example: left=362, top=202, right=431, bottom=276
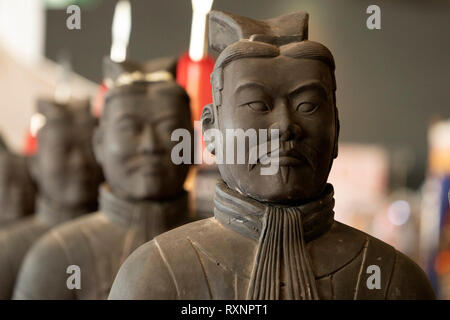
left=386, top=250, right=436, bottom=300
left=309, top=221, right=435, bottom=299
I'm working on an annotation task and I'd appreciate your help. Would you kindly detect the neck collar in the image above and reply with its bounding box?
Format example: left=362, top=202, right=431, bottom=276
left=214, top=180, right=335, bottom=242
left=100, top=184, right=190, bottom=237
left=214, top=179, right=335, bottom=300
left=36, top=196, right=94, bottom=226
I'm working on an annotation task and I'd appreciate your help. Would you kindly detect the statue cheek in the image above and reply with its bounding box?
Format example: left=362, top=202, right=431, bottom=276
left=105, top=132, right=138, bottom=160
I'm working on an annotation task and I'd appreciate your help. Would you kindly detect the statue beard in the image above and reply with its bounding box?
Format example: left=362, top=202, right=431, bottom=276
left=247, top=205, right=319, bottom=300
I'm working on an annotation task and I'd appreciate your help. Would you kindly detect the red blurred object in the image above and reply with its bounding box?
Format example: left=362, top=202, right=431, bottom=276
left=176, top=52, right=214, bottom=122
left=24, top=131, right=37, bottom=156
left=177, top=52, right=215, bottom=163
left=93, top=82, right=108, bottom=118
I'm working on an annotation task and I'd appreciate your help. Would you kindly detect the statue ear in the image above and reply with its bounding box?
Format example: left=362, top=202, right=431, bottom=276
left=93, top=127, right=104, bottom=165
left=333, top=106, right=340, bottom=159
left=201, top=104, right=216, bottom=155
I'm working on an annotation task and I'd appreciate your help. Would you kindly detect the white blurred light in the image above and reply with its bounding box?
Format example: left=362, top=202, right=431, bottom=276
left=0, top=0, right=45, bottom=65
left=387, top=200, right=411, bottom=226
left=110, top=0, right=131, bottom=62
left=30, top=113, right=46, bottom=137
left=189, top=0, right=214, bottom=61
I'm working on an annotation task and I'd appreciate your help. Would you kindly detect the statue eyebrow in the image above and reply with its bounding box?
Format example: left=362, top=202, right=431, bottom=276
left=115, top=111, right=179, bottom=125
left=151, top=112, right=178, bottom=123
left=115, top=112, right=139, bottom=122
left=288, top=80, right=328, bottom=99
left=234, top=80, right=268, bottom=95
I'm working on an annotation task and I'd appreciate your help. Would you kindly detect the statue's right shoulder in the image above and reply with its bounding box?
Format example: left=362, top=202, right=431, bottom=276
left=109, top=218, right=219, bottom=300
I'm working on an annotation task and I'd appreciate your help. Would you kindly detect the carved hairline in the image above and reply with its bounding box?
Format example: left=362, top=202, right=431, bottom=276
left=214, top=40, right=335, bottom=73
left=103, top=80, right=189, bottom=104
left=35, top=98, right=96, bottom=129
left=211, top=40, right=337, bottom=107
left=101, top=81, right=191, bottom=122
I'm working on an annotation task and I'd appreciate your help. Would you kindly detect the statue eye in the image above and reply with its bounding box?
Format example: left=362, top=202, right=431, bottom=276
left=296, top=102, right=317, bottom=113
left=156, top=118, right=178, bottom=133
left=118, top=117, right=140, bottom=132
left=246, top=101, right=270, bottom=113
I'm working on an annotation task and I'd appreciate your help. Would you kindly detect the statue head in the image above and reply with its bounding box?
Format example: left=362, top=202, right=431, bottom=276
left=202, top=11, right=339, bottom=204
left=0, top=134, right=36, bottom=224
left=94, top=57, right=192, bottom=201
left=30, top=98, right=103, bottom=209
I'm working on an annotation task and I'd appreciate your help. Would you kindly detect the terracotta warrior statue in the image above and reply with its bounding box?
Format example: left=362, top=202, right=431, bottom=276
left=13, top=57, right=194, bottom=299
left=0, top=98, right=103, bottom=299
left=0, top=134, right=36, bottom=228
left=109, top=11, right=435, bottom=300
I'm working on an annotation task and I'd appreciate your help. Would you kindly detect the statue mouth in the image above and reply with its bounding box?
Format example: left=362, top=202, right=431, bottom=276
left=248, top=142, right=317, bottom=172
left=126, top=156, right=164, bottom=175
left=137, top=164, right=163, bottom=176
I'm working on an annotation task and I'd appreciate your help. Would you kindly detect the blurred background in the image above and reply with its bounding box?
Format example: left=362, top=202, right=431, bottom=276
left=0, top=0, right=449, bottom=298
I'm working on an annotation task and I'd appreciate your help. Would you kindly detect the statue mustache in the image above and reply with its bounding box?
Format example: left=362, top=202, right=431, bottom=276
left=248, top=140, right=318, bottom=172
left=125, top=153, right=165, bottom=174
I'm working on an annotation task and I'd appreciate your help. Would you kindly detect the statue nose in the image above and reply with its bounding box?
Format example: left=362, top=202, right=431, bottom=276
left=269, top=104, right=303, bottom=142
left=139, top=125, right=160, bottom=154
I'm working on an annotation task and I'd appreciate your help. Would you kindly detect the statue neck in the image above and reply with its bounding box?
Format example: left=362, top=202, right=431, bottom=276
left=99, top=184, right=190, bottom=240
left=214, top=179, right=335, bottom=242
left=214, top=179, right=335, bottom=300
left=36, top=195, right=95, bottom=227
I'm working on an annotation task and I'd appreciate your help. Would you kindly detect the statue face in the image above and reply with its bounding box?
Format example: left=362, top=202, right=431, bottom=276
left=96, top=84, right=191, bottom=201
left=35, top=121, right=102, bottom=208
left=216, top=56, right=336, bottom=203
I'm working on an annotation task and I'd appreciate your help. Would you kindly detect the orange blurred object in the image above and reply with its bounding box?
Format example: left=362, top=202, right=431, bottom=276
left=436, top=250, right=450, bottom=275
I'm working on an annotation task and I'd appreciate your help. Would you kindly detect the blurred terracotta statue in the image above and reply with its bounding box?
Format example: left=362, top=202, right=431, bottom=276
left=0, top=134, right=36, bottom=228
left=13, top=57, right=194, bottom=299
left=108, top=11, right=435, bottom=300
left=0, top=99, right=103, bottom=299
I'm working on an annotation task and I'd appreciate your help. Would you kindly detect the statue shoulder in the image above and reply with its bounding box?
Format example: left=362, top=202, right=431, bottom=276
left=108, top=239, right=178, bottom=299
left=324, top=222, right=435, bottom=299
left=0, top=217, right=47, bottom=299
left=109, top=218, right=223, bottom=300
left=48, top=211, right=107, bottom=239
left=13, top=227, right=73, bottom=299
left=357, top=228, right=435, bottom=299
left=0, top=216, right=43, bottom=243
left=386, top=249, right=436, bottom=299
left=19, top=211, right=106, bottom=264
left=0, top=216, right=47, bottom=271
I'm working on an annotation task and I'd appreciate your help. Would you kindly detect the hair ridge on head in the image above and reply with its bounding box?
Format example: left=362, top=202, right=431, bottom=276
left=211, top=38, right=337, bottom=107
left=101, top=81, right=191, bottom=125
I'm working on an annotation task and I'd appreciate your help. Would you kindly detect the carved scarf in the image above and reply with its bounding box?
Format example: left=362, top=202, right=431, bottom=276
left=214, top=180, right=335, bottom=300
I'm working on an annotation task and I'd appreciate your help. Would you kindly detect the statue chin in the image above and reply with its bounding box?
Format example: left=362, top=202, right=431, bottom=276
left=219, top=164, right=328, bottom=204
left=235, top=183, right=323, bottom=205
left=112, top=179, right=181, bottom=202
left=57, top=191, right=93, bottom=209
